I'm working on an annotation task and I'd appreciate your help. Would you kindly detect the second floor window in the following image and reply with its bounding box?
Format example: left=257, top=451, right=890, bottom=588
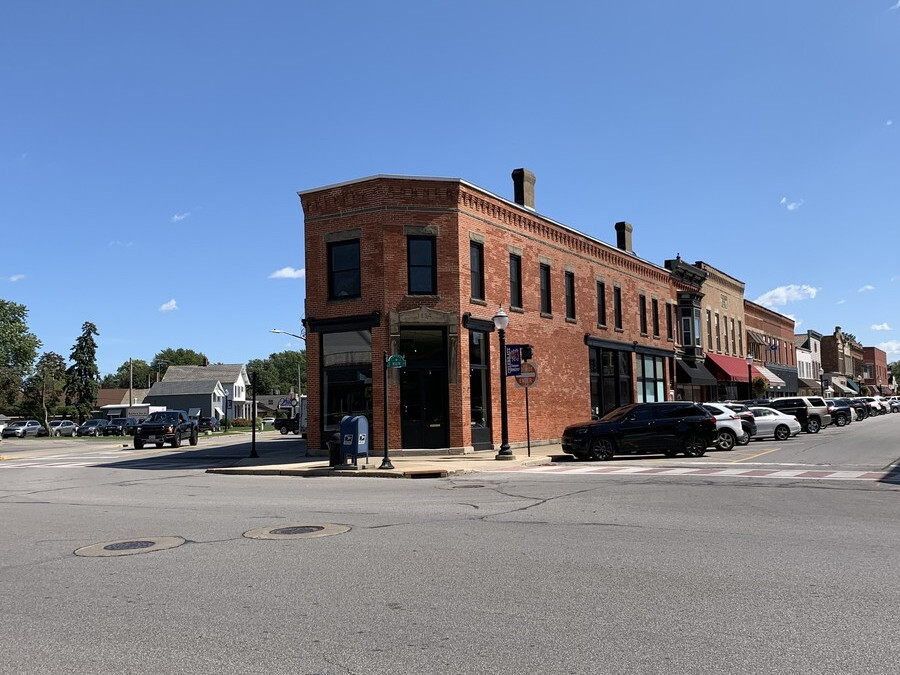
left=639, top=295, right=648, bottom=335
left=565, top=271, right=576, bottom=320
left=408, top=236, right=437, bottom=295
left=597, top=281, right=607, bottom=326
left=509, top=254, right=522, bottom=308
left=706, top=309, right=713, bottom=350
left=652, top=299, right=660, bottom=338
left=540, top=264, right=552, bottom=314
left=469, top=241, right=484, bottom=300
left=328, top=239, right=360, bottom=300
left=613, top=286, right=623, bottom=329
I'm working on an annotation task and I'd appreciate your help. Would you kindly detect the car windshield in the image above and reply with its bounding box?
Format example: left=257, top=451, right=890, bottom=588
left=147, top=412, right=179, bottom=423
left=10, top=422, right=25, bottom=428
left=84, top=420, right=103, bottom=426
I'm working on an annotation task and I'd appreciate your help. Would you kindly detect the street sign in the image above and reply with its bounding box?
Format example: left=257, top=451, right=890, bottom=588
left=506, top=344, right=523, bottom=376
left=386, top=354, right=406, bottom=369
left=514, top=361, right=538, bottom=388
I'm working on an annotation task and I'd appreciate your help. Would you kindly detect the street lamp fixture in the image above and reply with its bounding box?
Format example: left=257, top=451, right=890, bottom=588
left=746, top=353, right=754, bottom=400
left=819, top=367, right=825, bottom=398
left=493, top=306, right=513, bottom=460
left=270, top=328, right=306, bottom=342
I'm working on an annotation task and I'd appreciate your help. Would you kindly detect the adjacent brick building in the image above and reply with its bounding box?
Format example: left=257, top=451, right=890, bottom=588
left=743, top=300, right=797, bottom=397
left=299, top=170, right=681, bottom=455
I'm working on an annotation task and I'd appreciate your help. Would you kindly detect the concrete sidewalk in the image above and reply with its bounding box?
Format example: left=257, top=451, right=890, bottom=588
left=206, top=443, right=561, bottom=478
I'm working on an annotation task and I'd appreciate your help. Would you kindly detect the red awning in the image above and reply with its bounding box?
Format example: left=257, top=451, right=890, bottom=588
left=705, top=353, right=755, bottom=382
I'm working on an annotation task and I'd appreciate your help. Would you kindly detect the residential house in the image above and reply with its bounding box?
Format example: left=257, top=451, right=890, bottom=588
left=163, top=364, right=251, bottom=420
left=143, top=379, right=228, bottom=419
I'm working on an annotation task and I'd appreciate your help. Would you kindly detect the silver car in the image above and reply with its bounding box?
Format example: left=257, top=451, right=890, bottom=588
left=748, top=406, right=802, bottom=441
left=49, top=420, right=78, bottom=437
left=1, top=420, right=44, bottom=438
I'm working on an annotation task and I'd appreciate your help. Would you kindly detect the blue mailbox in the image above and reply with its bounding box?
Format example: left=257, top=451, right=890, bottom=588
left=339, top=415, right=370, bottom=466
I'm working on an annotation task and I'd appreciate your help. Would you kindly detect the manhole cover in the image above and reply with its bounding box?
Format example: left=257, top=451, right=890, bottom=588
left=104, top=540, right=155, bottom=551
left=243, top=523, right=350, bottom=540
left=75, top=536, right=185, bottom=557
left=270, top=526, right=324, bottom=535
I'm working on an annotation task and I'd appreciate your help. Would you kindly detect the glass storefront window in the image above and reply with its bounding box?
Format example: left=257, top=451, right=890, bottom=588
left=322, top=330, right=372, bottom=431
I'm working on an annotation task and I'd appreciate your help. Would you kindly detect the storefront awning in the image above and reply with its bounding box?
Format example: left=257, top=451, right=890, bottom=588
left=705, top=353, right=753, bottom=382
left=846, top=379, right=860, bottom=393
left=753, top=365, right=787, bottom=388
left=676, top=360, right=718, bottom=387
left=832, top=381, right=854, bottom=395
left=797, top=377, right=822, bottom=391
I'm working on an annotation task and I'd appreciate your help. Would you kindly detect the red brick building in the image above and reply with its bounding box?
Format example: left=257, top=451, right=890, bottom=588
left=743, top=300, right=797, bottom=397
left=861, top=346, right=890, bottom=394
left=299, top=170, right=680, bottom=455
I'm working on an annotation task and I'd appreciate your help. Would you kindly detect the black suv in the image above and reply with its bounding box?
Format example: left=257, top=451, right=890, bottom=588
left=767, top=396, right=831, bottom=433
left=824, top=399, right=853, bottom=427
left=134, top=410, right=198, bottom=449
left=102, top=417, right=138, bottom=436
left=562, top=402, right=717, bottom=461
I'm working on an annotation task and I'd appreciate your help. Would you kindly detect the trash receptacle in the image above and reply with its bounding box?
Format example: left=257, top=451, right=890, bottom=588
left=327, top=433, right=341, bottom=467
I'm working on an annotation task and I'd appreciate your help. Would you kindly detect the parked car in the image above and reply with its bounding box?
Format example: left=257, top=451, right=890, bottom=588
left=75, top=419, right=108, bottom=437
left=857, top=396, right=887, bottom=416
left=2, top=420, right=44, bottom=438
left=701, top=402, right=746, bottom=450
left=840, top=397, right=869, bottom=421
left=767, top=396, right=831, bottom=433
left=134, top=410, right=198, bottom=449
left=747, top=406, right=803, bottom=440
left=888, top=396, right=900, bottom=413
left=102, top=418, right=138, bottom=436
left=561, top=402, right=717, bottom=461
left=40, top=420, right=78, bottom=437
left=824, top=399, right=853, bottom=427
left=720, top=402, right=757, bottom=445
left=198, top=417, right=220, bottom=432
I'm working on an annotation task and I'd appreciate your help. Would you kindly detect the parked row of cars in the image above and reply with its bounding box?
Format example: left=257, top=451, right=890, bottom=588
left=561, top=394, right=898, bottom=461
left=2, top=417, right=143, bottom=439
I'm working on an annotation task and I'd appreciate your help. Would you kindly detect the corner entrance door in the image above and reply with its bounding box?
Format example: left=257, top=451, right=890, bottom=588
left=399, top=328, right=449, bottom=449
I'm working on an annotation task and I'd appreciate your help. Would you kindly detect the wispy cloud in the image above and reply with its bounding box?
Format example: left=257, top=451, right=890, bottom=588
left=269, top=267, right=306, bottom=279
left=8, top=274, right=25, bottom=282
left=779, top=196, right=804, bottom=211
left=754, top=284, right=818, bottom=308
left=858, top=284, right=876, bottom=292
left=891, top=276, right=900, bottom=282
left=836, top=299, right=846, bottom=305
left=877, top=340, right=900, bottom=358
left=159, top=299, right=178, bottom=312
left=108, top=240, right=133, bottom=247
left=871, top=323, right=892, bottom=331
left=888, top=120, right=894, bottom=126
left=171, top=212, right=191, bottom=223
left=891, top=1, right=900, bottom=11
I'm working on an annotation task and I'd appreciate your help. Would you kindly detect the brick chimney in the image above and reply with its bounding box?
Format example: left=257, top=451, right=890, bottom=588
left=615, top=221, right=633, bottom=254
left=511, top=168, right=536, bottom=210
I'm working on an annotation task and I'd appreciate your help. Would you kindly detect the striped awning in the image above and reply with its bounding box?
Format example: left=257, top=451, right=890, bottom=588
left=753, top=365, right=786, bottom=388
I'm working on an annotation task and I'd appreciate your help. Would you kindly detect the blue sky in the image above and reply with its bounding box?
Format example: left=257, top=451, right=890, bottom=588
left=2, top=0, right=899, bottom=376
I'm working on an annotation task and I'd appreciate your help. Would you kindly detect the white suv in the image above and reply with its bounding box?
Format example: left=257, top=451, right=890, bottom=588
left=701, top=402, right=745, bottom=451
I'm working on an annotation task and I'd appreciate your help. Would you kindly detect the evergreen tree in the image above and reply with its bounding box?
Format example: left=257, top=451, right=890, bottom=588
left=65, top=322, right=100, bottom=423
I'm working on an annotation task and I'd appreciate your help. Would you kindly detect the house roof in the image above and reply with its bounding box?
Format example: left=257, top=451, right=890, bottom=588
left=146, top=379, right=223, bottom=396
left=163, top=364, right=247, bottom=383
left=96, top=388, right=151, bottom=406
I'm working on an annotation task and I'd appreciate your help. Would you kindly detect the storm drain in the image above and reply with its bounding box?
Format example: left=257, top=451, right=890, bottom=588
left=243, top=523, right=350, bottom=540
left=75, top=536, right=186, bottom=557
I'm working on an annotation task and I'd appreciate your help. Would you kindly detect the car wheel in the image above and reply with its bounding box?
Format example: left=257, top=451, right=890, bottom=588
left=172, top=433, right=181, bottom=448
left=279, top=426, right=288, bottom=435
left=774, top=425, right=790, bottom=441
left=737, top=430, right=751, bottom=446
left=134, top=439, right=144, bottom=449
left=834, top=413, right=847, bottom=427
left=54, top=430, right=61, bottom=437
left=716, top=429, right=736, bottom=451
left=682, top=434, right=707, bottom=457
left=189, top=430, right=198, bottom=446
left=806, top=418, right=821, bottom=434
left=589, top=437, right=615, bottom=461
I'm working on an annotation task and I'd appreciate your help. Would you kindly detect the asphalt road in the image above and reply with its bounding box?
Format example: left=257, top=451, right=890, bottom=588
left=1, top=418, right=899, bottom=675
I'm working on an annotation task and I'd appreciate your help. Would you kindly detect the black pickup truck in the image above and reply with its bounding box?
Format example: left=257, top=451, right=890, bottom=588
left=272, top=413, right=304, bottom=436
left=134, top=410, right=198, bottom=449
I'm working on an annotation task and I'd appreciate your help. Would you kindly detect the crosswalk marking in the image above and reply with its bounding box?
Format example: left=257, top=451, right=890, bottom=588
left=496, top=464, right=900, bottom=483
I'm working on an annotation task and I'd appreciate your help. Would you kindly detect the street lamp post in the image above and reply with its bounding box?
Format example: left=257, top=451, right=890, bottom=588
left=819, top=367, right=825, bottom=398
left=493, top=306, right=514, bottom=460
left=271, top=328, right=305, bottom=397
left=746, top=353, right=754, bottom=400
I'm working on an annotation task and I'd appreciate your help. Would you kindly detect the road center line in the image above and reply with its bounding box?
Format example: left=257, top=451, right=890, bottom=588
left=731, top=447, right=781, bottom=463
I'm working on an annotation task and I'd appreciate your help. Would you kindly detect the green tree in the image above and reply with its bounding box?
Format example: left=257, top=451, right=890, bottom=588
left=65, top=322, right=100, bottom=423
left=106, top=358, right=153, bottom=389
left=22, top=352, right=67, bottom=429
left=247, top=350, right=306, bottom=396
left=150, top=348, right=207, bottom=381
left=0, top=299, right=42, bottom=408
